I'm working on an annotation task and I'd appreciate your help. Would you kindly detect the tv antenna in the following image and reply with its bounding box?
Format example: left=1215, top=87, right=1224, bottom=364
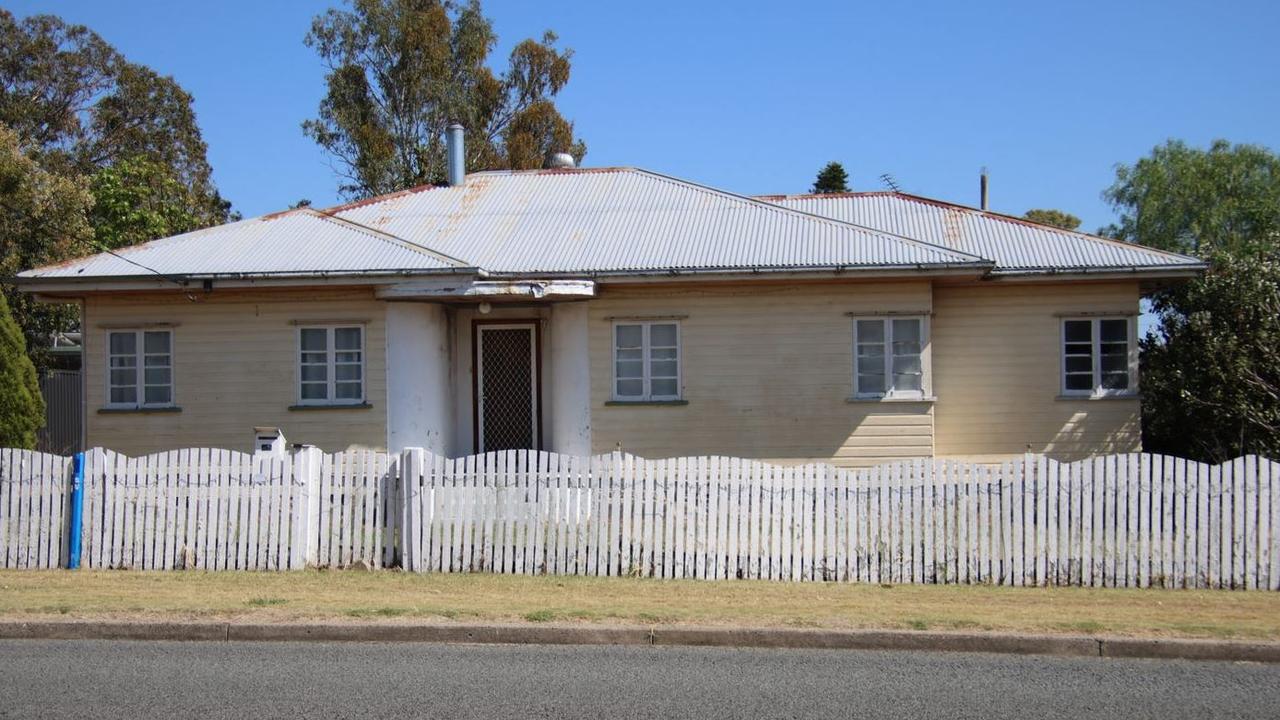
left=879, top=173, right=901, bottom=192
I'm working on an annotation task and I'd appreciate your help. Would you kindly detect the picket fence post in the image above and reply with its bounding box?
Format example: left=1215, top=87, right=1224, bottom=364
left=292, top=446, right=323, bottom=569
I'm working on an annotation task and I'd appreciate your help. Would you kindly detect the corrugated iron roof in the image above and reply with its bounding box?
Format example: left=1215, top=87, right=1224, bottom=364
left=332, top=168, right=988, bottom=274
left=757, top=192, right=1204, bottom=275
left=21, top=208, right=470, bottom=280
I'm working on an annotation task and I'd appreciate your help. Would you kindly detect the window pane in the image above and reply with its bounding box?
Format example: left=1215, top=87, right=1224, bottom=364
left=110, top=356, right=136, bottom=370
left=144, top=367, right=171, bottom=385
left=892, top=355, right=922, bottom=376
left=650, top=359, right=678, bottom=378
left=1064, top=343, right=1092, bottom=356
left=650, top=347, right=677, bottom=360
left=335, top=351, right=361, bottom=364
left=857, top=354, right=884, bottom=375
left=335, top=327, right=361, bottom=351
left=892, top=318, right=921, bottom=343
left=616, top=360, right=643, bottom=379
left=1064, top=320, right=1091, bottom=343
left=110, top=386, right=136, bottom=404
left=616, top=379, right=644, bottom=397
left=301, top=328, right=327, bottom=352
left=857, top=319, right=884, bottom=343
left=301, top=383, right=327, bottom=400
left=616, top=347, right=643, bottom=361
left=110, top=368, right=135, bottom=386
left=336, top=364, right=361, bottom=381
left=1100, top=319, right=1128, bottom=343
left=1065, top=374, right=1093, bottom=391
left=893, top=373, right=922, bottom=392
left=144, top=354, right=170, bottom=367
left=144, top=385, right=171, bottom=404
left=651, top=378, right=678, bottom=397
left=335, top=382, right=362, bottom=400
left=1102, top=372, right=1129, bottom=390
left=858, top=372, right=885, bottom=394
left=650, top=323, right=677, bottom=346
left=301, top=365, right=327, bottom=382
left=301, top=352, right=327, bottom=365
left=857, top=343, right=885, bottom=359
left=144, top=331, right=170, bottom=354
left=1065, top=356, right=1092, bottom=373
left=109, top=332, right=136, bottom=355
left=1100, top=353, right=1127, bottom=374
left=615, top=325, right=642, bottom=349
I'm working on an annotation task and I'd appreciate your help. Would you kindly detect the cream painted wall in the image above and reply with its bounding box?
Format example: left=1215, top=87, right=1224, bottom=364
left=932, top=281, right=1143, bottom=462
left=588, top=281, right=935, bottom=467
left=83, top=288, right=388, bottom=455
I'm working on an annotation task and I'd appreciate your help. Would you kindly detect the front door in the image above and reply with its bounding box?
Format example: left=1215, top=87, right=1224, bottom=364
left=475, top=322, right=540, bottom=452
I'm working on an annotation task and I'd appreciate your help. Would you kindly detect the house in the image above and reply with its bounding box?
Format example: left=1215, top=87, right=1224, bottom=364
left=16, top=128, right=1204, bottom=465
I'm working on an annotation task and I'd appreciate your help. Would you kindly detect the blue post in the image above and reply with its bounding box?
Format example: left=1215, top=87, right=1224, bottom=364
left=67, top=452, right=85, bottom=570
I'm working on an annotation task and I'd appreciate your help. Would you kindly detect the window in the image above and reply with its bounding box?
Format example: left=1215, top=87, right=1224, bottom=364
left=853, top=316, right=925, bottom=398
left=298, top=325, right=364, bottom=405
left=106, top=329, right=173, bottom=408
left=1061, top=317, right=1135, bottom=396
left=613, top=321, right=680, bottom=401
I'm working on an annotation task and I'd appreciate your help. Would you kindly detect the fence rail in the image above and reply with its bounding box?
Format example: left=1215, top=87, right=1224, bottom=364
left=1, top=447, right=1277, bottom=589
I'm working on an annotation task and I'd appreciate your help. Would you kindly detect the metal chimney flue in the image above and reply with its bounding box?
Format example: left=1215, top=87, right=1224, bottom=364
left=979, top=167, right=989, bottom=210
left=446, top=124, right=465, bottom=186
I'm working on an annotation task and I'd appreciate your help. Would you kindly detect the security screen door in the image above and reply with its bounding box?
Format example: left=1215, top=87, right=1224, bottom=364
left=475, top=323, right=539, bottom=452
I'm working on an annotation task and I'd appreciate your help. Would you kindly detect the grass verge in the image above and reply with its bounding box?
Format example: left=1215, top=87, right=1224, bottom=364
left=0, top=570, right=1277, bottom=641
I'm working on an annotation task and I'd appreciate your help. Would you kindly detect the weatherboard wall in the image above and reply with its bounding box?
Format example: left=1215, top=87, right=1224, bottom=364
left=83, top=288, right=388, bottom=455
left=587, top=281, right=936, bottom=467
left=931, top=280, right=1143, bottom=461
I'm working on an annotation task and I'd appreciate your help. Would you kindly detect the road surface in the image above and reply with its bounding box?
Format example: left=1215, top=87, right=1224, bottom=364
left=1, top=639, right=1277, bottom=719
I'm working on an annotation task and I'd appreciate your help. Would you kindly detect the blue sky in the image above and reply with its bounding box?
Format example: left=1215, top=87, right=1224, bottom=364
left=9, top=0, right=1280, bottom=232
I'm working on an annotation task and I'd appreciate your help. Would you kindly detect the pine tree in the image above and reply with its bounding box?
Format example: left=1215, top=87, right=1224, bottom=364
left=811, top=162, right=850, bottom=194
left=0, top=292, right=44, bottom=449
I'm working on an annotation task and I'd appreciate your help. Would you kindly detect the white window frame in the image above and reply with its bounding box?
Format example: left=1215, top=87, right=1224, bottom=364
left=611, top=320, right=682, bottom=402
left=296, top=324, right=366, bottom=406
left=851, top=315, right=928, bottom=399
left=1059, top=316, right=1138, bottom=398
left=104, top=328, right=174, bottom=409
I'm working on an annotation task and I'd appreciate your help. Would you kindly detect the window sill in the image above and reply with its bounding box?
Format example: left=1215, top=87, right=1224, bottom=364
left=288, top=403, right=374, bottom=411
left=604, top=400, right=689, bottom=407
left=1055, top=394, right=1139, bottom=402
left=846, top=396, right=937, bottom=404
left=98, top=406, right=182, bottom=414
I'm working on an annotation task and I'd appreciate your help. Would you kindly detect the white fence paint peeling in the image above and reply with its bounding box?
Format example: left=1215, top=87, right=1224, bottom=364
left=2, top=447, right=1278, bottom=589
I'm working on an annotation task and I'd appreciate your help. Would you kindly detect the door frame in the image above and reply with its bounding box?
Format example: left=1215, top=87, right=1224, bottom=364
left=471, top=318, right=543, bottom=453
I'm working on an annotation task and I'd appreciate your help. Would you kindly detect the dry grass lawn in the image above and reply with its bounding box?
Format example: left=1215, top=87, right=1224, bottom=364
left=1, top=570, right=1278, bottom=641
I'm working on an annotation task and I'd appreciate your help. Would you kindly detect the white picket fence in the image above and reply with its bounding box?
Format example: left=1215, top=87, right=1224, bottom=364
left=0, top=449, right=72, bottom=569
left=1, top=447, right=1278, bottom=589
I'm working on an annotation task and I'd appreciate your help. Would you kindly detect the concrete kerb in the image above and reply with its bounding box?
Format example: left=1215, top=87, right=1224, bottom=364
left=1, top=621, right=1278, bottom=663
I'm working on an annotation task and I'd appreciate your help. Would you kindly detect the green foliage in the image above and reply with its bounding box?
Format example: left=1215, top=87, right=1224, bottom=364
left=811, top=162, right=850, bottom=194
left=0, top=123, right=93, bottom=371
left=1022, top=208, right=1081, bottom=231
left=303, top=0, right=586, bottom=198
left=1103, top=139, right=1280, bottom=257
left=1141, top=252, right=1280, bottom=462
left=1105, top=139, right=1280, bottom=461
left=0, top=10, right=232, bottom=228
left=0, top=291, right=45, bottom=449
left=89, top=156, right=200, bottom=250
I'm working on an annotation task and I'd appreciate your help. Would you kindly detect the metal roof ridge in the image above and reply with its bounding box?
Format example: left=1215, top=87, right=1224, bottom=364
left=300, top=208, right=475, bottom=269
left=623, top=169, right=991, bottom=266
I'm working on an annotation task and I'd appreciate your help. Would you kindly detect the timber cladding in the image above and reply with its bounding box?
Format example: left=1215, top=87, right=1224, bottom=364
left=82, top=288, right=388, bottom=455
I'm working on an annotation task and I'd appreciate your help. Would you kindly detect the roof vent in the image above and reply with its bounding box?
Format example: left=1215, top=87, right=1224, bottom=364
left=547, top=152, right=576, bottom=169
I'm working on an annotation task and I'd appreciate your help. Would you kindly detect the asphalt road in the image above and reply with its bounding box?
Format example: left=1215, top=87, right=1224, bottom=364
left=1, top=640, right=1278, bottom=719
